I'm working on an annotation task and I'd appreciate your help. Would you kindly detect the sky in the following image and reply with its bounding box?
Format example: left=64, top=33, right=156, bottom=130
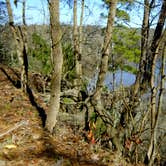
left=9, top=0, right=143, bottom=27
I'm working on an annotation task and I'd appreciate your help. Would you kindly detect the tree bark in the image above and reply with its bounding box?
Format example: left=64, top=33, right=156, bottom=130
left=6, top=0, right=28, bottom=92
left=93, top=0, right=118, bottom=101
left=144, top=0, right=166, bottom=86
left=145, top=31, right=166, bottom=166
left=22, top=0, right=26, bottom=25
left=88, top=0, right=117, bottom=129
left=79, top=0, right=84, bottom=57
left=73, top=0, right=82, bottom=88
left=133, top=0, right=150, bottom=97
left=46, top=0, right=63, bottom=133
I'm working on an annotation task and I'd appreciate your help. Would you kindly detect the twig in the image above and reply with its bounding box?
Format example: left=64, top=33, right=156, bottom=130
left=0, top=120, right=29, bottom=138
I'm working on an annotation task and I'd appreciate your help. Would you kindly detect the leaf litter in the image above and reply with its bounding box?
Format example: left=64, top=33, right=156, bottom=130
left=0, top=65, right=144, bottom=166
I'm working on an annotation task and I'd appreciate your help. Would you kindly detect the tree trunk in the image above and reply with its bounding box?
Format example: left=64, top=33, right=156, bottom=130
left=46, top=0, right=63, bottom=133
left=22, top=0, right=26, bottom=25
left=21, top=0, right=28, bottom=92
left=93, top=0, right=118, bottom=101
left=142, top=1, right=166, bottom=159
left=145, top=31, right=166, bottom=166
left=6, top=0, right=28, bottom=92
left=79, top=0, right=84, bottom=57
left=73, top=0, right=82, bottom=88
left=143, top=0, right=166, bottom=86
left=133, top=0, right=155, bottom=98
left=88, top=0, right=117, bottom=130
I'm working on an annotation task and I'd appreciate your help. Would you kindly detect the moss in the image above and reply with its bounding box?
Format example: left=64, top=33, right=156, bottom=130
left=63, top=98, right=75, bottom=104
left=95, top=117, right=107, bottom=139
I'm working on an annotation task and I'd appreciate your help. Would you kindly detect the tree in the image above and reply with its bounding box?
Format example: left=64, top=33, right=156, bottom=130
left=100, top=0, right=136, bottom=90
left=133, top=0, right=155, bottom=98
left=93, top=0, right=118, bottom=101
left=5, top=0, right=28, bottom=92
left=133, top=0, right=166, bottom=98
left=73, top=0, right=82, bottom=88
left=145, top=0, right=166, bottom=161
left=146, top=0, right=166, bottom=83
left=110, top=26, right=141, bottom=89
left=79, top=0, right=84, bottom=58
left=0, top=1, right=9, bottom=63
left=84, top=0, right=118, bottom=137
left=30, top=32, right=51, bottom=75
left=46, top=0, right=63, bottom=133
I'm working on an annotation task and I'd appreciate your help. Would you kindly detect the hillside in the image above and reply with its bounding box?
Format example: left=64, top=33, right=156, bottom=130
left=0, top=64, right=146, bottom=166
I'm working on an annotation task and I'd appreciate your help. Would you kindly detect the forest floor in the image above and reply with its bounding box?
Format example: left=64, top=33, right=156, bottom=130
left=0, top=64, right=145, bottom=166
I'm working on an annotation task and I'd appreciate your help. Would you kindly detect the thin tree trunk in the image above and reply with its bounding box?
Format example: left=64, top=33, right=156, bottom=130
left=142, top=1, right=166, bottom=160
left=111, top=52, right=115, bottom=91
left=6, top=0, right=28, bottom=92
left=146, top=32, right=166, bottom=166
left=73, top=0, right=82, bottom=88
left=146, top=47, right=158, bottom=166
left=93, top=0, right=118, bottom=101
left=88, top=0, right=117, bottom=129
left=21, top=0, right=28, bottom=92
left=22, top=0, right=26, bottom=25
left=144, top=0, right=166, bottom=85
left=46, top=0, right=63, bottom=133
left=79, top=0, right=84, bottom=57
left=133, top=0, right=152, bottom=98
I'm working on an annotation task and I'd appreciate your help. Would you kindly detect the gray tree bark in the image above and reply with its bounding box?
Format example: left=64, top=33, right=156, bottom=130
left=6, top=0, right=28, bottom=92
left=73, top=0, right=82, bottom=88
left=46, top=0, right=63, bottom=133
left=143, top=0, right=166, bottom=87
left=93, top=0, right=118, bottom=101
left=146, top=31, right=166, bottom=166
left=133, top=0, right=151, bottom=97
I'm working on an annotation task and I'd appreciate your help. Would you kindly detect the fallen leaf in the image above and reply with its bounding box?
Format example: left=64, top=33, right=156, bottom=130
left=91, top=153, right=99, bottom=161
left=4, top=144, right=17, bottom=149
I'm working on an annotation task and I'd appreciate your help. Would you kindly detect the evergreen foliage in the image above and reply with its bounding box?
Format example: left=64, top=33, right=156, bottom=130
left=110, top=27, right=141, bottom=74
left=62, top=42, right=76, bottom=81
left=29, top=32, right=51, bottom=75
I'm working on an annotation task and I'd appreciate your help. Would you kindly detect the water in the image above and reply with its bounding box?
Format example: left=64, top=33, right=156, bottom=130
left=87, top=65, right=166, bottom=93
left=104, top=70, right=136, bottom=90
left=87, top=70, right=136, bottom=93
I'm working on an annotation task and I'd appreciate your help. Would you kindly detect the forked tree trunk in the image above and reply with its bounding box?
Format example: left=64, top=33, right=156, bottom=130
left=46, top=0, right=63, bottom=133
left=6, top=0, right=28, bottom=92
